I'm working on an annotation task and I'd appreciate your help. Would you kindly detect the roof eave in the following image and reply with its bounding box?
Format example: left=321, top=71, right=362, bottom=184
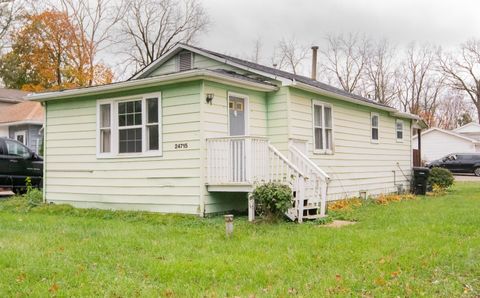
left=292, top=81, right=399, bottom=113
left=28, top=69, right=278, bottom=102
left=0, top=120, right=43, bottom=126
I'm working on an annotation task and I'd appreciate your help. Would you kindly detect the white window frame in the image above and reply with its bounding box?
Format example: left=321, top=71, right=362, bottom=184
left=371, top=112, right=380, bottom=143
left=312, top=100, right=334, bottom=154
left=96, top=92, right=162, bottom=158
left=396, top=119, right=404, bottom=142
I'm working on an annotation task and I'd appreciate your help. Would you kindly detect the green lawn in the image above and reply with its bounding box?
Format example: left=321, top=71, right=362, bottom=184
left=0, top=183, right=479, bottom=297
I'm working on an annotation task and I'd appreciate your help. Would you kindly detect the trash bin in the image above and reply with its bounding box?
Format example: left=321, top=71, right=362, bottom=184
left=412, top=167, right=430, bottom=195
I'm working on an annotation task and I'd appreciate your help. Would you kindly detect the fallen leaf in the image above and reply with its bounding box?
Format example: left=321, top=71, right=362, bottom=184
left=335, top=274, right=342, bottom=282
left=49, top=283, right=59, bottom=293
left=16, top=273, right=26, bottom=283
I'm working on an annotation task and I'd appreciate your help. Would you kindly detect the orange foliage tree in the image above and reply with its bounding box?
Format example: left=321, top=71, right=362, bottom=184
left=0, top=10, right=113, bottom=91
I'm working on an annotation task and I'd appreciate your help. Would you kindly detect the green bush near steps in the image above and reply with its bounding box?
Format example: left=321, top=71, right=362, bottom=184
left=428, top=167, right=454, bottom=189
left=252, top=182, right=293, bottom=221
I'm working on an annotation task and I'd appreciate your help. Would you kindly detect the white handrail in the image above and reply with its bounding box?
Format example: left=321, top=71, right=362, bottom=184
left=289, top=144, right=330, bottom=181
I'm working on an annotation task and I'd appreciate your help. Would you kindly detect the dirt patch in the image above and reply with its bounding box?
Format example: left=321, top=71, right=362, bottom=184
left=322, top=220, right=357, bottom=228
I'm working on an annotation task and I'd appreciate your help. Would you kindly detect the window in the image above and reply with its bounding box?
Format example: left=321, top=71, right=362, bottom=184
left=5, top=139, right=30, bottom=159
left=97, top=93, right=161, bottom=157
left=371, top=113, right=379, bottom=142
left=313, top=101, right=333, bottom=153
left=99, top=104, right=111, bottom=153
left=396, top=120, right=404, bottom=141
left=178, top=52, right=193, bottom=71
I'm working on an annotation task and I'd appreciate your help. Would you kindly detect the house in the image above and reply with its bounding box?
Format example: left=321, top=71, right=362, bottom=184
left=29, top=43, right=426, bottom=221
left=413, top=123, right=480, bottom=162
left=0, top=88, right=44, bottom=154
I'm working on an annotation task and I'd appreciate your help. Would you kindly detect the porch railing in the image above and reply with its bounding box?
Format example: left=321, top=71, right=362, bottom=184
left=289, top=144, right=330, bottom=216
left=206, top=136, right=309, bottom=222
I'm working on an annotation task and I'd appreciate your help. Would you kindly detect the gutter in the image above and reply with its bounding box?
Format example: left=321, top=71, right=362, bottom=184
left=27, top=69, right=278, bottom=102
left=292, top=81, right=426, bottom=122
left=0, top=120, right=44, bottom=126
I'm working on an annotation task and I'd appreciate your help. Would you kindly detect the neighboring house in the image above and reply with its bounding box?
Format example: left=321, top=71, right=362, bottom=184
left=413, top=123, right=480, bottom=162
left=0, top=100, right=44, bottom=154
left=0, top=88, right=29, bottom=137
left=29, top=43, right=426, bottom=221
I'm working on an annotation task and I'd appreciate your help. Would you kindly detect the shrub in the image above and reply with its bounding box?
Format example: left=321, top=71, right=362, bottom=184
left=25, top=177, right=43, bottom=207
left=252, top=182, right=293, bottom=221
left=428, top=167, right=454, bottom=189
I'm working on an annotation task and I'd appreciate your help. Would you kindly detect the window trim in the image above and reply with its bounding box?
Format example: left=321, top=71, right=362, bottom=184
left=312, top=100, right=334, bottom=155
left=96, top=92, right=162, bottom=159
left=396, top=119, right=404, bottom=142
left=371, top=112, right=380, bottom=144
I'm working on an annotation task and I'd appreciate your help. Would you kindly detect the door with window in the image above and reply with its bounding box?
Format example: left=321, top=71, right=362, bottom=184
left=228, top=95, right=247, bottom=181
left=229, top=96, right=246, bottom=136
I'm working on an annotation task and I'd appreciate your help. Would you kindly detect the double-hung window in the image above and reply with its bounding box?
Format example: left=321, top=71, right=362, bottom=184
left=97, top=93, right=161, bottom=157
left=313, top=101, right=333, bottom=153
left=371, top=113, right=379, bottom=143
left=396, top=119, right=404, bottom=141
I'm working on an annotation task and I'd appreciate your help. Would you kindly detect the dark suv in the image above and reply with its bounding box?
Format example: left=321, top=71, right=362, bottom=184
left=427, top=153, right=480, bottom=176
left=0, top=137, right=43, bottom=192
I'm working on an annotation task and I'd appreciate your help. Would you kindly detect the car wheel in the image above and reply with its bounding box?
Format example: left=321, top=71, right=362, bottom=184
left=475, top=167, right=480, bottom=177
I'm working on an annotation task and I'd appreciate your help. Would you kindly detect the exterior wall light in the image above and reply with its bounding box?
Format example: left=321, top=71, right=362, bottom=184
left=206, top=93, right=214, bottom=104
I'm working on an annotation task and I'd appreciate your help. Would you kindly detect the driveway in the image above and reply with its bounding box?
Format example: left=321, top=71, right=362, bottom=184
left=454, top=174, right=480, bottom=182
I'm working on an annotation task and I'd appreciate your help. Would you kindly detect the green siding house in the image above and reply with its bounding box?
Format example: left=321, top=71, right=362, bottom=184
left=29, top=44, right=426, bottom=222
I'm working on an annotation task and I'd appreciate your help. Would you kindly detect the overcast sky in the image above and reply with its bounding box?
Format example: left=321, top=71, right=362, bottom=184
left=194, top=0, right=480, bottom=71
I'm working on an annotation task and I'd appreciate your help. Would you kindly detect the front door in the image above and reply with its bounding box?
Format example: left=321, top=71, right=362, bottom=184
left=229, top=95, right=246, bottom=181
left=229, top=96, right=245, bottom=136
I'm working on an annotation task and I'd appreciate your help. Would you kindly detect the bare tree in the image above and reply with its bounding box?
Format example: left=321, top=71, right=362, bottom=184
left=0, top=0, right=22, bottom=50
left=319, top=33, right=369, bottom=93
left=119, top=0, right=208, bottom=71
left=435, top=91, right=474, bottom=129
left=395, top=43, right=442, bottom=120
left=438, top=39, right=480, bottom=124
left=51, top=0, right=123, bottom=85
left=250, top=38, right=262, bottom=64
left=271, top=37, right=309, bottom=74
left=362, top=39, right=397, bottom=105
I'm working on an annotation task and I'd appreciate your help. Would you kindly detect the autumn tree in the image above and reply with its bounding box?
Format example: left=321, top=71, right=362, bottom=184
left=119, top=0, right=208, bottom=71
left=0, top=10, right=113, bottom=91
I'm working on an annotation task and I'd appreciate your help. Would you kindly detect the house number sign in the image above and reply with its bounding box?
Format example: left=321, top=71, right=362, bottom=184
left=175, top=143, right=188, bottom=149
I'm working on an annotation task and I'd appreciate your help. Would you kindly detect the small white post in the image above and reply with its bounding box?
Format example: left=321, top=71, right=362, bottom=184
left=224, top=214, right=234, bottom=237
left=248, top=192, right=255, bottom=222
left=297, top=177, right=305, bottom=223
left=320, top=180, right=327, bottom=217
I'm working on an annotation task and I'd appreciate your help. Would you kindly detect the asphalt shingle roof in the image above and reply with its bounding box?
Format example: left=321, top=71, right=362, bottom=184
left=185, top=44, right=393, bottom=109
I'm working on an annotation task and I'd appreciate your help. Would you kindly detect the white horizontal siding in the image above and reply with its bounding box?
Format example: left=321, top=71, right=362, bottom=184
left=44, top=82, right=202, bottom=214
left=289, top=88, right=413, bottom=200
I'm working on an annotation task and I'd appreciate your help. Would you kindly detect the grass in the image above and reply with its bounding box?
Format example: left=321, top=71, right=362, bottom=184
left=0, top=182, right=479, bottom=297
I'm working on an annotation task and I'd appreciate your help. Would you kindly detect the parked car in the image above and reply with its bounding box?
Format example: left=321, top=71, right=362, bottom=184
left=427, top=153, right=480, bottom=176
left=0, top=137, right=43, bottom=192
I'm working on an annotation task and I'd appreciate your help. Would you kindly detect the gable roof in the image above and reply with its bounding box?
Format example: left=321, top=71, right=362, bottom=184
left=413, top=127, right=479, bottom=144
left=132, top=43, right=393, bottom=108
left=0, top=88, right=28, bottom=104
left=452, top=122, right=480, bottom=133
left=0, top=101, right=44, bottom=125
